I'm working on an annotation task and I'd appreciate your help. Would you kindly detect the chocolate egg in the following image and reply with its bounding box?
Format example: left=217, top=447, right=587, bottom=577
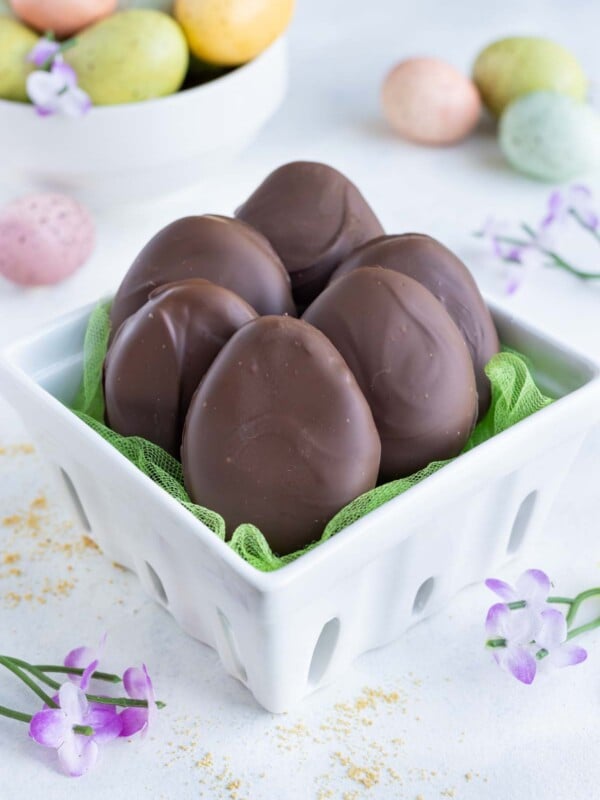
left=105, top=279, right=257, bottom=456
left=0, top=193, right=94, bottom=287
left=182, top=315, right=381, bottom=555
left=304, top=268, right=478, bottom=481
left=235, top=161, right=384, bottom=308
left=110, top=215, right=295, bottom=336
left=331, top=233, right=499, bottom=417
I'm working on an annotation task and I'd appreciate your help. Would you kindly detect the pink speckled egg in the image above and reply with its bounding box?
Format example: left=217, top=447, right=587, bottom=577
left=9, top=0, right=117, bottom=38
left=381, top=57, right=482, bottom=145
left=0, top=193, right=95, bottom=287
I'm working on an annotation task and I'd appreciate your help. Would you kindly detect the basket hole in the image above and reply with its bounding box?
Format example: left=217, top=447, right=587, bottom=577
left=412, top=577, right=435, bottom=615
left=145, top=562, right=168, bottom=605
left=217, top=609, right=247, bottom=683
left=308, top=618, right=340, bottom=687
left=60, top=469, right=91, bottom=532
left=507, top=491, right=538, bottom=555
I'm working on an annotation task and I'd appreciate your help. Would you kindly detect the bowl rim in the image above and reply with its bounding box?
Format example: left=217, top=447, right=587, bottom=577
left=0, top=33, right=286, bottom=118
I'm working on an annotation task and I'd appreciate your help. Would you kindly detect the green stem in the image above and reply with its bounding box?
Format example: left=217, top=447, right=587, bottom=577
left=570, top=209, right=600, bottom=243
left=34, top=665, right=122, bottom=684
left=7, top=659, right=61, bottom=690
left=486, top=638, right=507, bottom=648
left=0, top=658, right=58, bottom=708
left=566, top=588, right=600, bottom=627
left=0, top=704, right=32, bottom=723
left=567, top=617, right=600, bottom=640
left=85, top=694, right=165, bottom=709
left=547, top=596, right=574, bottom=606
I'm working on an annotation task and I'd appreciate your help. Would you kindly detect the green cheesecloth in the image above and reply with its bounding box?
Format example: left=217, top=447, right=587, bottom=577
left=70, top=301, right=553, bottom=572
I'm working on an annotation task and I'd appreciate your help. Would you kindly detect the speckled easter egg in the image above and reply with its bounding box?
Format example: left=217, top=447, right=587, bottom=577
left=473, top=36, right=587, bottom=117
left=381, top=58, right=481, bottom=145
left=0, top=194, right=95, bottom=286
left=174, top=0, right=294, bottom=66
left=9, top=0, right=117, bottom=37
left=499, top=92, right=600, bottom=182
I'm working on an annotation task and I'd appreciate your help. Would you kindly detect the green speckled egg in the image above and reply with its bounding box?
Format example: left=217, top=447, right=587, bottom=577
left=499, top=92, right=600, bottom=182
left=65, top=9, right=188, bottom=105
left=0, top=17, right=36, bottom=102
left=473, top=36, right=587, bottom=117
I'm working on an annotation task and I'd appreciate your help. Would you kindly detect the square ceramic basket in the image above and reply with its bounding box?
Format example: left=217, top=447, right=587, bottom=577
left=1, top=300, right=599, bottom=713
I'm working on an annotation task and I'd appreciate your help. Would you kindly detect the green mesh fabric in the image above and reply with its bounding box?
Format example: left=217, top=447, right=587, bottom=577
left=70, top=302, right=554, bottom=572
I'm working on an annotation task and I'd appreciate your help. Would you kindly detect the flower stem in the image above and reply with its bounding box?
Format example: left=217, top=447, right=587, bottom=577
left=567, top=617, right=600, bottom=640
left=34, top=665, right=122, bottom=684
left=566, top=588, right=600, bottom=626
left=0, top=657, right=58, bottom=708
left=85, top=694, right=165, bottom=710
left=520, top=222, right=600, bottom=280
left=0, top=704, right=32, bottom=724
left=7, top=658, right=61, bottom=690
left=486, top=638, right=507, bottom=648
left=547, top=596, right=574, bottom=606
left=570, top=209, right=600, bottom=242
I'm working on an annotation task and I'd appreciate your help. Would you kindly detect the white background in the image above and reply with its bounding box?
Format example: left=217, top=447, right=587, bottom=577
left=1, top=0, right=600, bottom=798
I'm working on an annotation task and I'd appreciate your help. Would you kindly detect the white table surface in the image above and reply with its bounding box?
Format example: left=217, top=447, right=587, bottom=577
left=1, top=1, right=600, bottom=797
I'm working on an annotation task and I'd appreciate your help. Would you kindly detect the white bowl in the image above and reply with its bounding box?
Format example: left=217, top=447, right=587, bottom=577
left=0, top=36, right=288, bottom=207
left=1, top=298, right=599, bottom=712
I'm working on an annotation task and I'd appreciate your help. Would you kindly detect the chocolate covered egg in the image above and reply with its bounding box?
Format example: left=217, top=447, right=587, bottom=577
left=330, top=233, right=499, bottom=418
left=182, top=316, right=381, bottom=555
left=105, top=279, right=258, bottom=456
left=110, top=215, right=295, bottom=336
left=304, top=268, right=478, bottom=482
left=0, top=193, right=94, bottom=286
left=9, top=0, right=117, bottom=38
left=235, top=161, right=384, bottom=307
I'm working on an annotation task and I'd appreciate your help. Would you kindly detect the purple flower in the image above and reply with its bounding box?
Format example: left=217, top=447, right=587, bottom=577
left=64, top=634, right=106, bottom=691
left=535, top=608, right=588, bottom=669
left=120, top=665, right=156, bottom=738
left=28, top=38, right=61, bottom=68
left=26, top=60, right=91, bottom=118
left=541, top=186, right=598, bottom=232
left=486, top=569, right=551, bottom=613
left=29, top=683, right=121, bottom=777
left=485, top=602, right=539, bottom=684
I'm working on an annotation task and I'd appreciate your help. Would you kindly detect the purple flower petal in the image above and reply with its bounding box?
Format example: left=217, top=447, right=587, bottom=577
left=57, top=735, right=98, bottom=778
left=123, top=666, right=149, bottom=700
left=119, top=707, right=148, bottom=738
left=548, top=644, right=588, bottom=668
left=64, top=646, right=96, bottom=671
left=485, top=578, right=516, bottom=602
left=28, top=38, right=61, bottom=68
left=86, top=703, right=123, bottom=743
left=29, top=709, right=68, bottom=748
left=516, top=569, right=551, bottom=606
left=505, top=645, right=537, bottom=684
left=58, top=86, right=92, bottom=118
left=485, top=602, right=510, bottom=637
left=51, top=59, right=78, bottom=88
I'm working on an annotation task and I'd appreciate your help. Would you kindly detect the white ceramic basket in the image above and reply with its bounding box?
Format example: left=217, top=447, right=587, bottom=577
left=0, top=37, right=287, bottom=207
left=1, top=300, right=599, bottom=713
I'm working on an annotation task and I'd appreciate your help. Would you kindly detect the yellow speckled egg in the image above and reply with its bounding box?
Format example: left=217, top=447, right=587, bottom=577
left=381, top=58, right=482, bottom=146
left=9, top=0, right=117, bottom=38
left=174, top=0, right=294, bottom=66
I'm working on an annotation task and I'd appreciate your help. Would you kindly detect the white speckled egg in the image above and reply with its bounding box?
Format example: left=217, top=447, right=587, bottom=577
left=0, top=193, right=95, bottom=287
left=499, top=91, right=600, bottom=182
left=381, top=57, right=481, bottom=145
